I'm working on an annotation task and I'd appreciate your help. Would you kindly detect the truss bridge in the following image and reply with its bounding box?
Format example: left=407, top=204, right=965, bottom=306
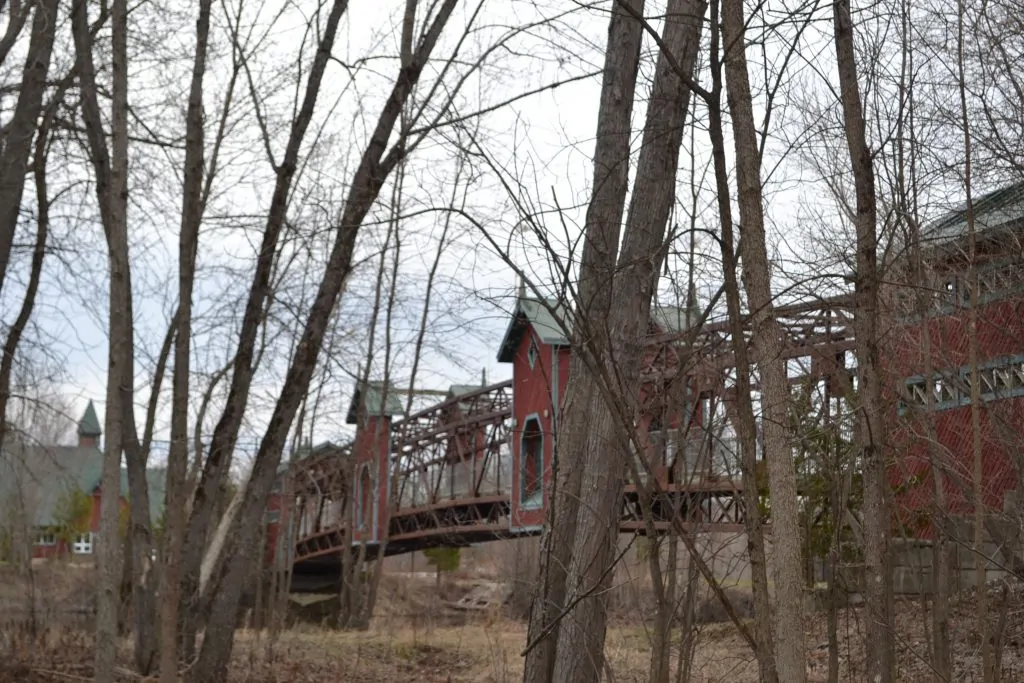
left=266, top=293, right=869, bottom=592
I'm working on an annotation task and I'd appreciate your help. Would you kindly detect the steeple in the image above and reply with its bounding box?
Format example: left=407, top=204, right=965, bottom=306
left=685, top=280, right=700, bottom=328
left=78, top=400, right=102, bottom=448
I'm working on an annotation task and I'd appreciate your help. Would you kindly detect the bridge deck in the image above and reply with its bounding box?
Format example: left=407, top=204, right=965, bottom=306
left=289, top=480, right=751, bottom=584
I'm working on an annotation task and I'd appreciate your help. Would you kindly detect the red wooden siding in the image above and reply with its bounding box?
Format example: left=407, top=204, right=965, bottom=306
left=886, top=297, right=1024, bottom=537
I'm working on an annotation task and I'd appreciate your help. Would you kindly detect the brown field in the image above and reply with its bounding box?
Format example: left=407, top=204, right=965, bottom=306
left=3, top=565, right=1024, bottom=682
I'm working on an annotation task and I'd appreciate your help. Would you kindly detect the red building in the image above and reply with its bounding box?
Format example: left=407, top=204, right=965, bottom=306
left=496, top=292, right=710, bottom=532
left=0, top=401, right=165, bottom=561
left=886, top=181, right=1024, bottom=538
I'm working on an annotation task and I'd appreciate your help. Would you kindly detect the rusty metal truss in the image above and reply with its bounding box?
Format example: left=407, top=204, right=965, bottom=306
left=621, top=482, right=748, bottom=534
left=644, top=294, right=857, bottom=382
left=282, top=295, right=856, bottom=573
left=391, top=381, right=514, bottom=506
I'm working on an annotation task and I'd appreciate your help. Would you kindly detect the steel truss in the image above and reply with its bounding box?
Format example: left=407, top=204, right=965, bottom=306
left=283, top=295, right=855, bottom=569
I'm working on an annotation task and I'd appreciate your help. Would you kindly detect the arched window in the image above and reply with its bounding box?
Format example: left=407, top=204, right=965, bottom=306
left=520, top=417, right=543, bottom=509
left=356, top=465, right=373, bottom=530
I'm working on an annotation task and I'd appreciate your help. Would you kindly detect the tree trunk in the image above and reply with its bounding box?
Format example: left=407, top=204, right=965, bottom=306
left=159, top=0, right=210, bottom=674
left=832, top=2, right=894, bottom=680
left=70, top=0, right=132, bottom=674
left=523, top=3, right=644, bottom=681
left=0, top=97, right=53, bottom=458
left=649, top=528, right=679, bottom=683
left=0, top=0, right=58, bottom=296
left=551, top=3, right=703, bottom=681
left=703, top=0, right=776, bottom=677
left=123, top=434, right=158, bottom=674
left=721, top=1, right=805, bottom=679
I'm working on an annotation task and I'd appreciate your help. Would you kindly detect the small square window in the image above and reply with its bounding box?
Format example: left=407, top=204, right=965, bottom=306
left=72, top=532, right=94, bottom=555
left=527, top=338, right=539, bottom=369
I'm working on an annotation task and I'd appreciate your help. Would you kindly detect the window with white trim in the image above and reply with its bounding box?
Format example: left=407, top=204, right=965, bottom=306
left=520, top=417, right=543, bottom=509
left=527, top=338, right=539, bottom=370
left=72, top=532, right=94, bottom=555
left=357, top=465, right=372, bottom=530
left=36, top=532, right=57, bottom=546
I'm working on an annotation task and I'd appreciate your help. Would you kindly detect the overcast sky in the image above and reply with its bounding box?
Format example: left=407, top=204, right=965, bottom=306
left=2, top=0, right=992, bottom=454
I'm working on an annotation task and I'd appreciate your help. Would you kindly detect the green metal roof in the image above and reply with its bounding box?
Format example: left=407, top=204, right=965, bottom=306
left=447, top=384, right=484, bottom=397
left=924, top=180, right=1024, bottom=248
left=78, top=400, right=102, bottom=437
left=651, top=304, right=699, bottom=334
left=0, top=443, right=165, bottom=528
left=496, top=293, right=701, bottom=363
left=497, top=296, right=571, bottom=363
left=346, top=381, right=404, bottom=424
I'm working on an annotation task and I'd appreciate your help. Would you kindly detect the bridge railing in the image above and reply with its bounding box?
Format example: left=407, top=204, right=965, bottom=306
left=390, top=381, right=514, bottom=513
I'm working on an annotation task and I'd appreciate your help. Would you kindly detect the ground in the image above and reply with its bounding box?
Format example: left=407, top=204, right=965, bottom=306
left=2, top=566, right=1024, bottom=681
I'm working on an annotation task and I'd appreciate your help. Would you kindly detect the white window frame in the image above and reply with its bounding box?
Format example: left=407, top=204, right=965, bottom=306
left=72, top=532, right=94, bottom=555
left=527, top=338, right=539, bottom=370
left=36, top=532, right=57, bottom=546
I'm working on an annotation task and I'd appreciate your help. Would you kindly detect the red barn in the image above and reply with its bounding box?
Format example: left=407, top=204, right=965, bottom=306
left=0, top=401, right=164, bottom=561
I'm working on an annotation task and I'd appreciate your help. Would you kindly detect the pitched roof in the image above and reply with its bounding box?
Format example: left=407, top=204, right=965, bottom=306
left=651, top=304, right=699, bottom=335
left=923, top=180, right=1024, bottom=249
left=447, top=384, right=484, bottom=398
left=496, top=293, right=701, bottom=363
left=497, top=296, right=571, bottom=363
left=345, top=381, right=404, bottom=424
left=0, top=443, right=106, bottom=527
left=78, top=401, right=102, bottom=437
left=0, top=443, right=167, bottom=529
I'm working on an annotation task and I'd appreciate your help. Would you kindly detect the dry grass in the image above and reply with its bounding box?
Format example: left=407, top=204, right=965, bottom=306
left=5, top=570, right=1024, bottom=681
left=228, top=619, right=761, bottom=683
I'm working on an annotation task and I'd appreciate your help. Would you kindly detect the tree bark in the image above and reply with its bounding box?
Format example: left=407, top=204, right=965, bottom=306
left=0, top=0, right=57, bottom=297
left=160, top=0, right=210, bottom=670
left=721, top=1, right=806, bottom=680
left=0, top=89, right=54, bottom=458
left=550, top=3, right=703, bottom=681
left=522, top=4, right=644, bottom=681
left=832, top=1, right=894, bottom=680
left=71, top=0, right=132, bottom=676
left=703, top=0, right=777, bottom=678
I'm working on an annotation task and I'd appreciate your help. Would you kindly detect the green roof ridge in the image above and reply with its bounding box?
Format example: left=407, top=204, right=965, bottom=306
left=78, top=400, right=102, bottom=437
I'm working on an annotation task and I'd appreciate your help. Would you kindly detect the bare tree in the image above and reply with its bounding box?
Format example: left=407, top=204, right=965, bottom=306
left=832, top=1, right=895, bottom=679
left=158, top=0, right=212, bottom=677
left=545, top=3, right=704, bottom=681
left=0, top=0, right=58, bottom=296
left=70, top=0, right=133, bottom=676
left=522, top=3, right=644, bottom=680
left=720, top=0, right=805, bottom=678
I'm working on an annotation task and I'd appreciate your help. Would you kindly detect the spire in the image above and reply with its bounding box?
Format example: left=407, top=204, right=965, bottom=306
left=78, top=400, right=102, bottom=448
left=686, top=281, right=700, bottom=328
left=481, top=367, right=487, bottom=387
left=518, top=277, right=526, bottom=300
left=78, top=401, right=101, bottom=437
